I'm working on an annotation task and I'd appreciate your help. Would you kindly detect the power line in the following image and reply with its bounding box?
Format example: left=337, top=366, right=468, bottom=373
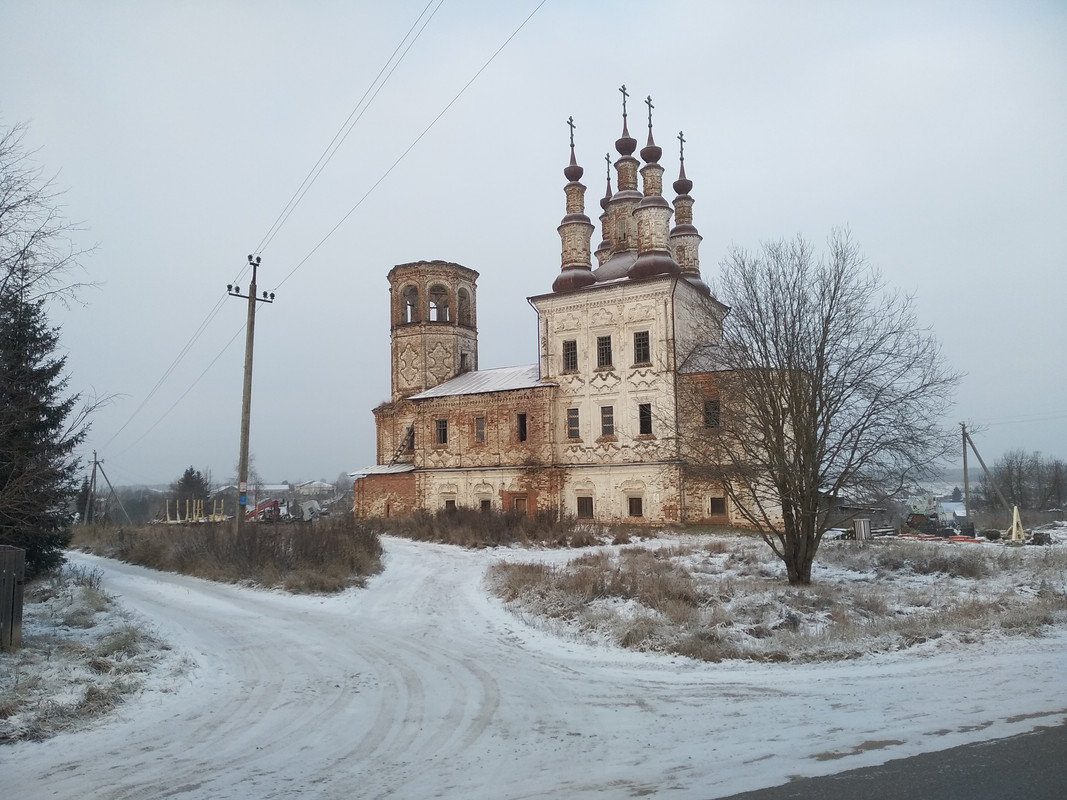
left=271, top=0, right=549, bottom=293
left=97, top=1, right=547, bottom=459
left=99, top=3, right=443, bottom=455
left=254, top=0, right=445, bottom=257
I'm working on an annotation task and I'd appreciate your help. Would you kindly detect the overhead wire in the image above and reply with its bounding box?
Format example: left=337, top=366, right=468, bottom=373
left=98, top=2, right=446, bottom=456
left=271, top=0, right=549, bottom=293
left=97, top=0, right=548, bottom=471
left=251, top=0, right=444, bottom=258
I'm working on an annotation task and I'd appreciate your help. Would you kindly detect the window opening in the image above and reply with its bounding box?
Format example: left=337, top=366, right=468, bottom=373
left=444, top=499, right=457, bottom=511
left=513, top=496, right=528, bottom=513
left=566, top=408, right=580, bottom=439
left=628, top=496, right=643, bottom=517
left=597, top=335, right=613, bottom=368
left=709, top=497, right=726, bottom=516
left=600, top=406, right=614, bottom=437
left=704, top=399, right=721, bottom=428
left=475, top=415, right=485, bottom=443
left=428, top=284, right=450, bottom=322
left=517, top=412, right=528, bottom=442
left=435, top=418, right=448, bottom=445
left=633, top=330, right=651, bottom=364
left=576, top=496, right=594, bottom=519
left=638, top=403, right=652, bottom=435
left=562, top=340, right=578, bottom=372
left=480, top=499, right=491, bottom=512
left=402, top=286, right=419, bottom=323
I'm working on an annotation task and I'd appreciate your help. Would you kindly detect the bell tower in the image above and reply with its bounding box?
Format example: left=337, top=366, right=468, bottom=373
left=387, top=260, right=479, bottom=402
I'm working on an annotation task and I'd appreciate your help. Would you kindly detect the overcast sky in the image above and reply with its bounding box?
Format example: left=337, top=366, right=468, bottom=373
left=2, top=0, right=1065, bottom=488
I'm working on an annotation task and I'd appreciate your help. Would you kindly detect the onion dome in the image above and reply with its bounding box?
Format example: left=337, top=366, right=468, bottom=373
left=553, top=117, right=596, bottom=293
left=670, top=130, right=709, bottom=295
left=628, top=95, right=680, bottom=281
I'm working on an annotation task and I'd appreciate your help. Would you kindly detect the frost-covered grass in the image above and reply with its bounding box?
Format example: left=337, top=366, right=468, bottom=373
left=0, top=565, right=188, bottom=743
left=489, top=524, right=1067, bottom=663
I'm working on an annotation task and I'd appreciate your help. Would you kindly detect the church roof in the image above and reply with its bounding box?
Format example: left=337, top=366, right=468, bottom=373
left=408, top=365, right=554, bottom=399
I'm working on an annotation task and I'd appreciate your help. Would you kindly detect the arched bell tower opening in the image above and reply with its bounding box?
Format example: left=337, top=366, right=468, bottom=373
left=387, top=260, right=479, bottom=402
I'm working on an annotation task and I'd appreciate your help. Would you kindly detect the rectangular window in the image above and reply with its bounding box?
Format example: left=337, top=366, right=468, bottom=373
left=709, top=497, right=727, bottom=516
left=628, top=496, right=643, bottom=517
left=480, top=499, right=491, bottom=512
left=562, top=340, right=578, bottom=372
left=600, top=405, right=614, bottom=437
left=517, top=412, right=528, bottom=442
left=435, top=418, right=448, bottom=445
left=566, top=407, right=580, bottom=439
left=704, top=399, right=721, bottom=428
left=475, top=415, right=485, bottom=443
left=513, top=496, right=527, bottom=513
left=638, top=403, right=652, bottom=435
left=577, top=496, right=594, bottom=519
left=596, top=335, right=613, bottom=368
left=633, top=330, right=650, bottom=364
left=444, top=499, right=457, bottom=511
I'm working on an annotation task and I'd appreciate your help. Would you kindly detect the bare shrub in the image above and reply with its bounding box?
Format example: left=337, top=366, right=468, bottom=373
left=71, top=515, right=383, bottom=593
left=383, top=508, right=608, bottom=549
left=489, top=536, right=1067, bottom=664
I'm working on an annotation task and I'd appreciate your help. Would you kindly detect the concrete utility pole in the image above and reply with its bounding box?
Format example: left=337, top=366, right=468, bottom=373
left=227, top=255, right=274, bottom=533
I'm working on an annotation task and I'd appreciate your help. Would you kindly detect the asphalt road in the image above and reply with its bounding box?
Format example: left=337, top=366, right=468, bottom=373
left=718, top=723, right=1067, bottom=800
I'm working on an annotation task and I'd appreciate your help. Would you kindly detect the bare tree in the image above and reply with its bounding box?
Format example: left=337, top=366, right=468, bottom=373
left=0, top=122, right=99, bottom=575
left=707, top=230, right=960, bottom=584
left=0, top=122, right=92, bottom=303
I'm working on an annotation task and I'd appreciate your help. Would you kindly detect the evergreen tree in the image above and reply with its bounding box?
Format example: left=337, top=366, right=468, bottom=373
left=171, top=466, right=211, bottom=507
left=0, top=289, right=86, bottom=576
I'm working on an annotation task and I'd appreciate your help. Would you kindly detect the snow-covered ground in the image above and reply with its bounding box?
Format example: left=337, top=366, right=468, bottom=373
left=3, top=535, right=1066, bottom=799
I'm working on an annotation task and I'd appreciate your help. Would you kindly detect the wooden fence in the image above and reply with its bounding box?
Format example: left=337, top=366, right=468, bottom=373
left=0, top=545, right=25, bottom=652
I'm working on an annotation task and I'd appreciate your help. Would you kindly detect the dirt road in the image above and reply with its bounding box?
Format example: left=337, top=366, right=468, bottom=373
left=4, top=537, right=1065, bottom=799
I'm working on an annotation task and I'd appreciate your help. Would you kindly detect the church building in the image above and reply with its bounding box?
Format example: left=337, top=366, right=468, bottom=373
left=353, top=93, right=735, bottom=525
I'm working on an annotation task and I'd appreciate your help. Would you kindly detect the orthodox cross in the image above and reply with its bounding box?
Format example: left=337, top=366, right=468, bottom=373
left=567, top=116, right=576, bottom=148
left=678, top=130, right=686, bottom=161
left=619, top=84, right=629, bottom=118
left=645, top=95, right=654, bottom=129
left=605, top=152, right=611, bottom=180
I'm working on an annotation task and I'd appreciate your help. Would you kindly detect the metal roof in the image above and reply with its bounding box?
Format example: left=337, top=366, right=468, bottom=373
left=349, top=464, right=415, bottom=477
left=408, top=365, right=554, bottom=399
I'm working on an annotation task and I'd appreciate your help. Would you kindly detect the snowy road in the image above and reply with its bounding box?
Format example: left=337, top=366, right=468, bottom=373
left=4, top=537, right=1066, bottom=799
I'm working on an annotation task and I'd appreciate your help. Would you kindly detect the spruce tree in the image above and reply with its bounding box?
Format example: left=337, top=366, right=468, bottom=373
left=0, top=288, right=85, bottom=577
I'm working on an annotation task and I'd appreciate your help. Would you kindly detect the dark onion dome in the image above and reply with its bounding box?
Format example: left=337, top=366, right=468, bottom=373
left=673, top=159, right=693, bottom=195
left=564, top=145, right=584, bottom=182
left=640, top=129, right=662, bottom=164
left=616, top=117, right=637, bottom=156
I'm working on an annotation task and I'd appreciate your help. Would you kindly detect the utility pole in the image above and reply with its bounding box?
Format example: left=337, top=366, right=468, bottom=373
left=227, top=255, right=275, bottom=533
left=961, top=423, right=970, bottom=522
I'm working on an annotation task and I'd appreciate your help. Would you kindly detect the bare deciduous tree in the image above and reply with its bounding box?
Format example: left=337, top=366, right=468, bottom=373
left=708, top=230, right=960, bottom=584
left=0, top=121, right=98, bottom=576
left=0, top=122, right=92, bottom=303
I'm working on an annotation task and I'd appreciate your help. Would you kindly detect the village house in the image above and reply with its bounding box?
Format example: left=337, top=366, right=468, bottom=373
left=353, top=96, right=736, bottom=525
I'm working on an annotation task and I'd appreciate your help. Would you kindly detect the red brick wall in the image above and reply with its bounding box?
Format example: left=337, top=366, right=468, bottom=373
left=352, top=472, right=417, bottom=519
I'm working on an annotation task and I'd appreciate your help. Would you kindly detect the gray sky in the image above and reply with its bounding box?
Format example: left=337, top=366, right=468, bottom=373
left=2, top=0, right=1065, bottom=488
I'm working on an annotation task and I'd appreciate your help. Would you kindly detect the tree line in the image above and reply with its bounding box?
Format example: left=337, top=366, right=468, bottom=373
left=974, top=449, right=1065, bottom=512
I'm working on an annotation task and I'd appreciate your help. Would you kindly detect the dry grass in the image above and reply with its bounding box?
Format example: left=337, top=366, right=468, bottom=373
left=489, top=535, right=1067, bottom=663
left=0, top=566, right=172, bottom=743
left=71, top=514, right=383, bottom=593
left=382, top=508, right=620, bottom=549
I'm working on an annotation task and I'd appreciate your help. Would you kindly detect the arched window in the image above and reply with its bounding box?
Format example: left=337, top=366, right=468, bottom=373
left=402, top=286, right=419, bottom=323
left=457, top=288, right=472, bottom=326
left=429, top=284, right=450, bottom=322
